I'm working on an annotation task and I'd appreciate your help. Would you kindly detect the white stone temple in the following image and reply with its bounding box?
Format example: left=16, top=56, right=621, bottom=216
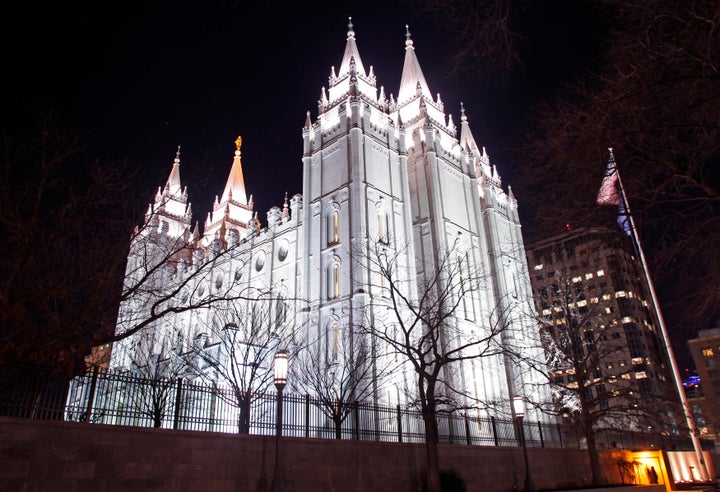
left=109, top=20, right=551, bottom=423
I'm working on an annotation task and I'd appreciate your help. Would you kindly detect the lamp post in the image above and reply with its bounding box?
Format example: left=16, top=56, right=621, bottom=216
left=513, top=396, right=536, bottom=492
left=271, top=350, right=288, bottom=492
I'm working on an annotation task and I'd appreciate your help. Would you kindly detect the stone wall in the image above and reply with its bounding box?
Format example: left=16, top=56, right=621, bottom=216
left=0, top=417, right=712, bottom=491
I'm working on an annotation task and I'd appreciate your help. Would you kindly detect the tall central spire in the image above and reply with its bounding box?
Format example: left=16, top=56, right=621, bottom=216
left=397, top=25, right=432, bottom=104
left=337, top=16, right=367, bottom=79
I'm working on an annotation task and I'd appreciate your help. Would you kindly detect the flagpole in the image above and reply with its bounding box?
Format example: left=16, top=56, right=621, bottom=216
left=613, top=149, right=709, bottom=482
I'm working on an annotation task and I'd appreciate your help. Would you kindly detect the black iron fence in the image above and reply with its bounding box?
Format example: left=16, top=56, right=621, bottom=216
left=1, top=368, right=713, bottom=453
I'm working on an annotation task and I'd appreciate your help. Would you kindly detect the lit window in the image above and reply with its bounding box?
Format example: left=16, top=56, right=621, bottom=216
left=702, top=347, right=714, bottom=358
left=573, top=276, right=582, bottom=283
left=328, top=264, right=340, bottom=299
left=596, top=269, right=605, bottom=276
left=328, top=210, right=340, bottom=245
left=333, top=265, right=340, bottom=298
left=534, top=264, right=543, bottom=270
left=605, top=307, right=612, bottom=314
left=577, top=300, right=588, bottom=307
left=632, top=357, right=644, bottom=365
left=622, top=373, right=632, bottom=380
left=602, top=294, right=612, bottom=301
left=622, top=316, right=633, bottom=324
left=590, top=297, right=599, bottom=304
left=635, top=371, right=647, bottom=379
left=585, top=273, right=594, bottom=280
left=615, top=291, right=627, bottom=298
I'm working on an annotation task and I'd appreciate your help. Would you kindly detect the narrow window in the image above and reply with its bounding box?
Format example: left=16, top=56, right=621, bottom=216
left=328, top=210, right=340, bottom=245
left=328, top=264, right=340, bottom=299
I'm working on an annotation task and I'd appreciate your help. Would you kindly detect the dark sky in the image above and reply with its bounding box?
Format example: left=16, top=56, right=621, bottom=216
left=5, top=0, right=596, bottom=223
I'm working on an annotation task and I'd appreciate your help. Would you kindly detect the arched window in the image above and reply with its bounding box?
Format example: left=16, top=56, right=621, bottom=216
left=330, top=323, right=339, bottom=362
left=328, top=263, right=340, bottom=299
left=328, top=209, right=340, bottom=245
left=377, top=209, right=386, bottom=243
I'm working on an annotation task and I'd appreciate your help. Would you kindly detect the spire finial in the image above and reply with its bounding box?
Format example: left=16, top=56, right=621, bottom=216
left=405, top=24, right=414, bottom=48
left=460, top=102, right=467, bottom=122
left=235, top=136, right=242, bottom=152
left=174, top=145, right=181, bottom=164
left=347, top=16, right=355, bottom=39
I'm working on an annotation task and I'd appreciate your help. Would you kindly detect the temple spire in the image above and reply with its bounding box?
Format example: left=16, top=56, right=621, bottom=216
left=220, top=136, right=248, bottom=205
left=165, top=146, right=183, bottom=196
left=397, top=24, right=432, bottom=103
left=337, top=16, right=367, bottom=78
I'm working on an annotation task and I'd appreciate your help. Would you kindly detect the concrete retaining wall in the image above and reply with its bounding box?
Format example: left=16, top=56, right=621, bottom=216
left=0, top=417, right=710, bottom=491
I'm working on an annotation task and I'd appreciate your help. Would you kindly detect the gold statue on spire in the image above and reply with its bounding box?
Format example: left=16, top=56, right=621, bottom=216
left=235, top=136, right=242, bottom=151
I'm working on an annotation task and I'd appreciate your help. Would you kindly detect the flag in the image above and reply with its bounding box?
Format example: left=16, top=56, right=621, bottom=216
left=597, top=148, right=631, bottom=236
left=596, top=151, right=619, bottom=206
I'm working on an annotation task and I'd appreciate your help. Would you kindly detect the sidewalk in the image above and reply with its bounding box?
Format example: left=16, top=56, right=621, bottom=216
left=551, top=486, right=662, bottom=492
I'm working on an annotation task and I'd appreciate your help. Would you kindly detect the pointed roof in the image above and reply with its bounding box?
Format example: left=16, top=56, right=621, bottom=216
left=165, top=146, right=183, bottom=196
left=397, top=25, right=433, bottom=104
left=337, top=17, right=366, bottom=78
left=459, top=103, right=481, bottom=156
left=220, top=136, right=248, bottom=205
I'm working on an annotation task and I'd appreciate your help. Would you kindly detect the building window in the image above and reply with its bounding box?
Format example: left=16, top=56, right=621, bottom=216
left=328, top=210, right=339, bottom=245
left=328, top=264, right=340, bottom=299
left=376, top=207, right=389, bottom=243
left=702, top=347, right=714, bottom=358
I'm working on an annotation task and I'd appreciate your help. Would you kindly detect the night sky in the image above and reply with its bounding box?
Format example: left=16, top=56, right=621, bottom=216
left=5, top=0, right=597, bottom=223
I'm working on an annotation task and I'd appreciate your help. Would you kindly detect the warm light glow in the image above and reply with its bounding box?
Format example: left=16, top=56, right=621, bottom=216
left=512, top=396, right=525, bottom=418
left=274, top=350, right=288, bottom=387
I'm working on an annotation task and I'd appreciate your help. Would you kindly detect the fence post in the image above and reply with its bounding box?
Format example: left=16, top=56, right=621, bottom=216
left=491, top=416, right=499, bottom=446
left=538, top=421, right=545, bottom=448
left=83, top=366, right=99, bottom=423
left=353, top=401, right=360, bottom=440
left=465, top=414, right=471, bottom=445
left=305, top=394, right=310, bottom=438
left=397, top=405, right=403, bottom=443
left=173, top=378, right=183, bottom=430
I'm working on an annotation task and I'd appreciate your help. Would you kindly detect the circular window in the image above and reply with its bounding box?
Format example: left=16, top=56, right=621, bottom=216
left=278, top=240, right=289, bottom=262
left=255, top=252, right=266, bottom=272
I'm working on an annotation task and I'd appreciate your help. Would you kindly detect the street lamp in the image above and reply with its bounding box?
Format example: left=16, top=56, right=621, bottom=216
left=271, top=350, right=288, bottom=492
left=513, top=396, right=536, bottom=492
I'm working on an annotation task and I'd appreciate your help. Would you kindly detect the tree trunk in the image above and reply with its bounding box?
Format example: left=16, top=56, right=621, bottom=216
left=238, top=395, right=250, bottom=434
left=423, top=408, right=441, bottom=492
left=334, top=414, right=342, bottom=439
left=586, top=426, right=605, bottom=486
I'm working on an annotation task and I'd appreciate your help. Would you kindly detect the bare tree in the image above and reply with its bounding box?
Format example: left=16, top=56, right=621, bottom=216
left=183, top=295, right=295, bottom=434
left=357, top=241, right=509, bottom=492
left=519, top=232, right=684, bottom=486
left=290, top=321, right=378, bottom=439
left=0, top=113, right=146, bottom=417
left=508, top=1, right=720, bottom=338
left=0, top=114, right=282, bottom=418
left=410, top=0, right=720, bottom=346
left=118, top=326, right=192, bottom=428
